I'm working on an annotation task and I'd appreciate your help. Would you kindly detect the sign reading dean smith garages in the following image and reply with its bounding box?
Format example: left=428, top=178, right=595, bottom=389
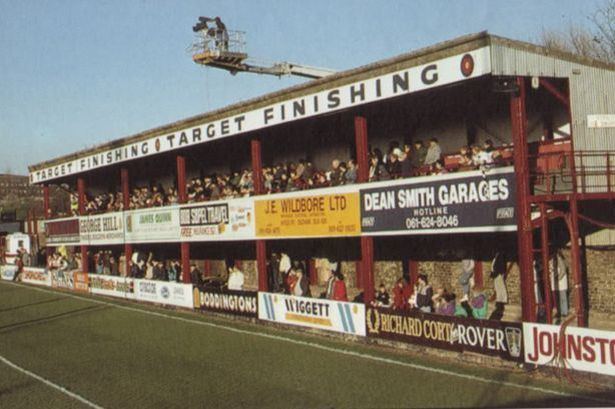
left=361, top=167, right=516, bottom=235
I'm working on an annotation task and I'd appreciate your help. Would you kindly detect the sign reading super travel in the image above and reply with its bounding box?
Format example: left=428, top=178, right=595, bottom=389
left=361, top=167, right=517, bottom=235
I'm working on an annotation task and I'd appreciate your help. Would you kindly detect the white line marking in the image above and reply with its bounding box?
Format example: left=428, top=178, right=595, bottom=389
left=0, top=354, right=104, bottom=409
left=3, top=281, right=614, bottom=405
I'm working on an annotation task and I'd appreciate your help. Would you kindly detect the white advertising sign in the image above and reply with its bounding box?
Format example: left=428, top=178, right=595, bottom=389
left=179, top=198, right=255, bottom=241
left=133, top=279, right=194, bottom=309
left=50, top=269, right=75, bottom=290
left=31, top=47, right=491, bottom=183
left=21, top=267, right=52, bottom=287
left=524, top=322, right=615, bottom=376
left=125, top=206, right=181, bottom=243
left=79, top=212, right=125, bottom=245
left=587, top=114, right=615, bottom=128
left=89, top=274, right=136, bottom=300
left=258, top=292, right=366, bottom=336
left=0, top=265, right=18, bottom=281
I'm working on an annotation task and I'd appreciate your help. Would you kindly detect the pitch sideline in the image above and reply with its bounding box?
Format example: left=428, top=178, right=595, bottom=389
left=2, top=281, right=613, bottom=406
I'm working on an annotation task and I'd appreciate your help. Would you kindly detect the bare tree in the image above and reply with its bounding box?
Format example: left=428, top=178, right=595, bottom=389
left=539, top=0, right=615, bottom=64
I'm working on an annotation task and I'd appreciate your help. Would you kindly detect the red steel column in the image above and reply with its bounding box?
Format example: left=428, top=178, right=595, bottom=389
left=256, top=240, right=268, bottom=291
left=43, top=184, right=51, bottom=219
left=568, top=199, right=587, bottom=327
left=361, top=237, right=374, bottom=304
left=176, top=155, right=190, bottom=283
left=510, top=77, right=536, bottom=323
left=354, top=116, right=369, bottom=183
left=77, top=177, right=88, bottom=273
left=251, top=138, right=268, bottom=292
left=539, top=203, right=553, bottom=323
left=121, top=168, right=132, bottom=276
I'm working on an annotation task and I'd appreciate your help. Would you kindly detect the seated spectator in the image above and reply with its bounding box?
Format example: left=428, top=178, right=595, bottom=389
left=472, top=144, right=493, bottom=167
left=399, top=145, right=413, bottom=178
left=227, top=265, right=245, bottom=291
left=369, top=156, right=390, bottom=182
left=430, top=160, right=448, bottom=175
left=388, top=148, right=402, bottom=179
left=433, top=288, right=456, bottom=316
left=424, top=138, right=442, bottom=166
left=458, top=146, right=474, bottom=171
left=372, top=283, right=390, bottom=307
left=328, top=159, right=343, bottom=186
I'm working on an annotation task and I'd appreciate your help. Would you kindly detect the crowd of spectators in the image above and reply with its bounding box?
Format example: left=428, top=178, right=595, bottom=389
left=67, top=138, right=511, bottom=216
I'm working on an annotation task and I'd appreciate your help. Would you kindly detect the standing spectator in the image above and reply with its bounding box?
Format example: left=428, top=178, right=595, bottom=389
left=488, top=252, right=509, bottom=320
left=392, top=278, right=410, bottom=310
left=388, top=149, right=403, bottom=179
left=414, top=274, right=434, bottom=313
left=227, top=265, right=245, bottom=291
left=331, top=272, right=347, bottom=301
left=424, top=138, right=442, bottom=166
left=344, top=160, right=357, bottom=184
left=373, top=283, right=390, bottom=307
left=458, top=259, right=475, bottom=301
left=550, top=250, right=569, bottom=322
left=328, top=159, right=343, bottom=186
left=190, top=264, right=203, bottom=288
left=399, top=146, right=413, bottom=178
left=412, top=140, right=427, bottom=168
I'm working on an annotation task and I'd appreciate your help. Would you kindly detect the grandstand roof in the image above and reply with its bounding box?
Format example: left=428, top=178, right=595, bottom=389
left=28, top=31, right=615, bottom=176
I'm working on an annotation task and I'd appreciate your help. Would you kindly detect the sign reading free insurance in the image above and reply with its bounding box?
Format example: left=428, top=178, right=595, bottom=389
left=360, top=167, right=517, bottom=235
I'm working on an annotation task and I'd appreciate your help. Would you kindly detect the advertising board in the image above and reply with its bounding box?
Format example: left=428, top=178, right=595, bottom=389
left=360, top=168, right=517, bottom=235
left=133, top=279, right=194, bottom=309
left=73, top=272, right=90, bottom=292
left=0, top=265, right=17, bottom=281
left=259, top=292, right=366, bottom=336
left=21, top=267, right=51, bottom=287
left=50, top=269, right=75, bottom=290
left=79, top=212, right=124, bottom=245
left=195, top=288, right=258, bottom=317
left=125, top=207, right=181, bottom=243
left=366, top=307, right=523, bottom=361
left=45, top=217, right=80, bottom=245
left=89, top=274, right=136, bottom=299
left=255, top=191, right=361, bottom=238
left=524, top=322, right=615, bottom=376
left=179, top=198, right=255, bottom=241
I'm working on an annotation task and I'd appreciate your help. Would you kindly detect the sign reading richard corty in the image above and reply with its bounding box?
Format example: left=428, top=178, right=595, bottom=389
left=31, top=47, right=491, bottom=183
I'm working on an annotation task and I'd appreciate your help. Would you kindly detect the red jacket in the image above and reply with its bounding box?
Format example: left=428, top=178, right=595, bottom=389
left=332, top=280, right=348, bottom=301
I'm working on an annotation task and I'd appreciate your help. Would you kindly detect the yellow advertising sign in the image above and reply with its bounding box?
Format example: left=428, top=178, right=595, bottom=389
left=255, top=192, right=361, bottom=237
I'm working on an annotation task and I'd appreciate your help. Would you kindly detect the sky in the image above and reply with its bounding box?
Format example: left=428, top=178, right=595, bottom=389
left=0, top=0, right=604, bottom=175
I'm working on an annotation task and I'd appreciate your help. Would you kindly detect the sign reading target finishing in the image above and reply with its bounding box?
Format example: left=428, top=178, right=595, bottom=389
left=360, top=167, right=516, bottom=235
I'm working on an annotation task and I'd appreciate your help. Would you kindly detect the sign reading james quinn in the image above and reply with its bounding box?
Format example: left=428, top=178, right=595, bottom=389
left=31, top=47, right=491, bottom=183
left=366, top=307, right=523, bottom=362
left=361, top=168, right=516, bottom=235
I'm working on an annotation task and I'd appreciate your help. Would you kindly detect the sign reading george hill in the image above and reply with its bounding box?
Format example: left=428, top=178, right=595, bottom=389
left=361, top=167, right=516, bottom=235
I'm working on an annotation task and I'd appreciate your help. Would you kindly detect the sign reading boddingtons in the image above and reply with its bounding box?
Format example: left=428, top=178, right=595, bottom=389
left=361, top=167, right=517, bottom=235
left=259, top=292, right=366, bottom=336
left=366, top=307, right=523, bottom=362
left=255, top=192, right=361, bottom=238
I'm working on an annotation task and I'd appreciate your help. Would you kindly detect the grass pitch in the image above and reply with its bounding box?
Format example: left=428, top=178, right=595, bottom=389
left=0, top=281, right=613, bottom=409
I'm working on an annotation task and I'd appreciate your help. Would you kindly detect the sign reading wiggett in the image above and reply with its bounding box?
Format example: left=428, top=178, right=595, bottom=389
left=361, top=168, right=516, bottom=235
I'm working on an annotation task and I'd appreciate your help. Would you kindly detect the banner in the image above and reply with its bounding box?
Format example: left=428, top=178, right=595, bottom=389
left=255, top=191, right=361, bottom=238
left=0, top=265, right=18, bottom=281
left=21, top=267, right=51, bottom=287
left=195, top=288, right=258, bottom=317
left=133, top=279, right=194, bottom=308
left=360, top=168, right=517, bottom=235
left=259, top=292, right=366, bottom=336
left=73, top=272, right=90, bottom=292
left=45, top=218, right=80, bottom=245
left=79, top=212, right=124, bottom=245
left=125, top=207, right=181, bottom=243
left=89, top=274, right=136, bottom=299
left=365, top=307, right=523, bottom=361
left=50, top=269, right=75, bottom=290
left=180, top=198, right=255, bottom=241
left=524, top=323, right=615, bottom=376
